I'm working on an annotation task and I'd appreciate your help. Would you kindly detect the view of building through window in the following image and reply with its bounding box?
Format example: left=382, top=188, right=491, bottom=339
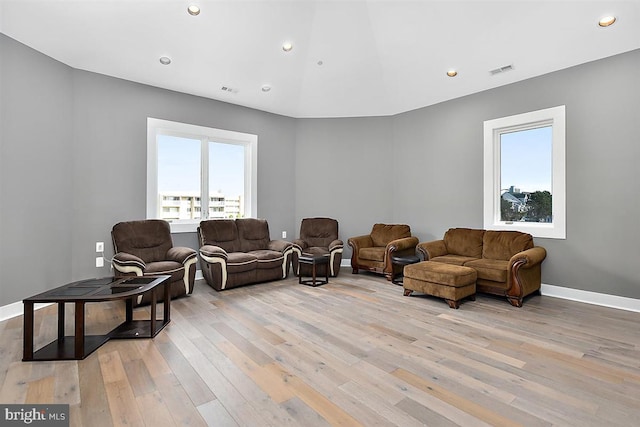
left=157, top=135, right=245, bottom=221
left=500, top=126, right=552, bottom=223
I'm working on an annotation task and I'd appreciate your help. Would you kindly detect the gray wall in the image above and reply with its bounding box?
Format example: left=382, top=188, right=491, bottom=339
left=70, top=70, right=297, bottom=281
left=296, top=50, right=640, bottom=299
left=392, top=50, right=640, bottom=298
left=0, top=33, right=297, bottom=305
left=1, top=31, right=639, bottom=305
left=294, top=116, right=394, bottom=245
left=0, top=35, right=74, bottom=303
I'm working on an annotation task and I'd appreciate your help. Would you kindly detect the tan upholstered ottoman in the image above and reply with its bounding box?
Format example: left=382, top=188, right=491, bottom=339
left=403, top=261, right=477, bottom=309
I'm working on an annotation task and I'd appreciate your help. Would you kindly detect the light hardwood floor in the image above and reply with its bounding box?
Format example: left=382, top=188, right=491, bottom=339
left=1, top=269, right=639, bottom=426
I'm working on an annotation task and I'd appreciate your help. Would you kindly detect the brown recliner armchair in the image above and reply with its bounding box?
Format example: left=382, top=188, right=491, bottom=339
left=111, top=219, right=198, bottom=306
left=348, top=223, right=419, bottom=281
left=292, top=217, right=343, bottom=277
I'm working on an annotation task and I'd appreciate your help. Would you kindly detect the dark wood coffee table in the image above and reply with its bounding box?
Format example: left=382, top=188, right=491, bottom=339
left=23, top=275, right=171, bottom=361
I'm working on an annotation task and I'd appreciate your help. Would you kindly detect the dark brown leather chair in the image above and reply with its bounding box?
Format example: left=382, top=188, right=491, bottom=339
left=348, top=223, right=419, bottom=281
left=111, top=219, right=198, bottom=305
left=292, top=217, right=343, bottom=277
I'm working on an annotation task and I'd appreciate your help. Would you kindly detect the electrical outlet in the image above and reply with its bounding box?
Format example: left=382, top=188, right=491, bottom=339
left=96, top=256, right=104, bottom=268
left=96, top=241, right=104, bottom=252
left=282, top=231, right=287, bottom=239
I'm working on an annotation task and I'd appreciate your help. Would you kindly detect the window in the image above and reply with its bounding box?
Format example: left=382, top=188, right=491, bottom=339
left=483, top=106, right=566, bottom=239
left=147, top=118, right=257, bottom=233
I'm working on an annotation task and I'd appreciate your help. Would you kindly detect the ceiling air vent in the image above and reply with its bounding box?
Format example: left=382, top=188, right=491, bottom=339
left=490, top=64, right=514, bottom=75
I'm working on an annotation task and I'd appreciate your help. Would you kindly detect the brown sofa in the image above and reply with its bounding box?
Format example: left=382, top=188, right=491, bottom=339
left=292, top=217, right=343, bottom=277
left=348, top=223, right=419, bottom=281
left=111, top=219, right=198, bottom=306
left=197, top=218, right=293, bottom=291
left=416, top=228, right=546, bottom=307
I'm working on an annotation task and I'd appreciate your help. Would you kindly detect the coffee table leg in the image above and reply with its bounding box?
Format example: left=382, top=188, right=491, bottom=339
left=58, top=302, right=65, bottom=340
left=150, top=287, right=157, bottom=337
left=163, top=280, right=170, bottom=324
left=74, top=301, right=85, bottom=360
left=125, top=298, right=133, bottom=323
left=312, top=262, right=317, bottom=285
left=23, top=301, right=34, bottom=360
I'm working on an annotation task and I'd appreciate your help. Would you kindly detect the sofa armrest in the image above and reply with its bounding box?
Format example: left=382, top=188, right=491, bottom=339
left=384, top=236, right=419, bottom=279
left=506, top=246, right=547, bottom=307
left=112, top=252, right=146, bottom=275
left=416, top=240, right=447, bottom=261
left=347, top=235, right=373, bottom=251
left=509, top=246, right=547, bottom=268
left=166, top=246, right=198, bottom=265
left=292, top=239, right=307, bottom=253
left=268, top=240, right=292, bottom=253
left=199, top=245, right=228, bottom=261
left=386, top=236, right=419, bottom=254
left=328, top=239, right=344, bottom=252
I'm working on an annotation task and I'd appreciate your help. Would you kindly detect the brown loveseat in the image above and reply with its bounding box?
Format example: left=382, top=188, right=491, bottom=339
left=348, top=223, right=419, bottom=281
left=111, top=219, right=198, bottom=306
left=197, top=218, right=293, bottom=291
left=416, top=228, right=546, bottom=307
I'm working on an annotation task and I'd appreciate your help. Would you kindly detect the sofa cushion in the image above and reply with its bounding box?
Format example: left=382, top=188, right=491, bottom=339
left=226, top=252, right=258, bottom=274
left=464, top=258, right=508, bottom=283
left=443, top=228, right=484, bottom=258
left=112, top=219, right=173, bottom=263
left=251, top=249, right=286, bottom=270
left=359, top=247, right=386, bottom=262
left=198, top=219, right=240, bottom=253
left=482, top=230, right=533, bottom=261
left=431, top=255, right=479, bottom=266
left=144, top=261, right=185, bottom=282
left=370, top=224, right=411, bottom=247
left=300, top=218, right=338, bottom=248
left=237, top=218, right=271, bottom=252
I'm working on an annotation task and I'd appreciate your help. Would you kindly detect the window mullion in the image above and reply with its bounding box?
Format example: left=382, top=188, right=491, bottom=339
left=201, top=138, right=209, bottom=220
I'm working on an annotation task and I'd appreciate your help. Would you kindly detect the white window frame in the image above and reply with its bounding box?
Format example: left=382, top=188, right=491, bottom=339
left=483, top=105, right=566, bottom=239
left=147, top=118, right=257, bottom=233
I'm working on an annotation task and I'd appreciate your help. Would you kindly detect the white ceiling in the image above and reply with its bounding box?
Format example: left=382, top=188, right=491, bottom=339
left=1, top=1, right=639, bottom=118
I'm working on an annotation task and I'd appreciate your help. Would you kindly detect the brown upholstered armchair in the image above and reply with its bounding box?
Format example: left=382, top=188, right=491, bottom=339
left=111, top=219, right=198, bottom=305
left=292, top=217, right=343, bottom=277
left=348, top=223, right=419, bottom=281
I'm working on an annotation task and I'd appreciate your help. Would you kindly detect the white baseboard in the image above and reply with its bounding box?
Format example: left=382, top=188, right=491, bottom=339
left=0, top=301, right=52, bottom=323
left=541, top=284, right=640, bottom=313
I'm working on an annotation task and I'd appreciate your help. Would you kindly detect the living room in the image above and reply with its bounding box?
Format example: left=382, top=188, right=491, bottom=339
left=1, top=1, right=639, bottom=426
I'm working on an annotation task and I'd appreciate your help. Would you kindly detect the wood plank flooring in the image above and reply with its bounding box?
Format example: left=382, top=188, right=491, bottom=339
left=2, top=269, right=639, bottom=426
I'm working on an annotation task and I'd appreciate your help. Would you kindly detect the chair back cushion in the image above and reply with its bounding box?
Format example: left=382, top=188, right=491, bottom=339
left=370, top=223, right=411, bottom=247
left=482, top=230, right=534, bottom=260
left=236, top=218, right=271, bottom=252
left=112, top=220, right=173, bottom=263
left=198, top=220, right=240, bottom=253
left=443, top=228, right=485, bottom=258
left=300, top=217, right=338, bottom=248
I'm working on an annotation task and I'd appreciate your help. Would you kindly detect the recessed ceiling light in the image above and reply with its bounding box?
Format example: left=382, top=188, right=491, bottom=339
left=159, top=56, right=171, bottom=65
left=446, top=70, right=458, bottom=77
left=282, top=42, right=293, bottom=52
left=187, top=5, right=201, bottom=16
left=598, top=16, right=616, bottom=27
left=261, top=85, right=271, bottom=92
